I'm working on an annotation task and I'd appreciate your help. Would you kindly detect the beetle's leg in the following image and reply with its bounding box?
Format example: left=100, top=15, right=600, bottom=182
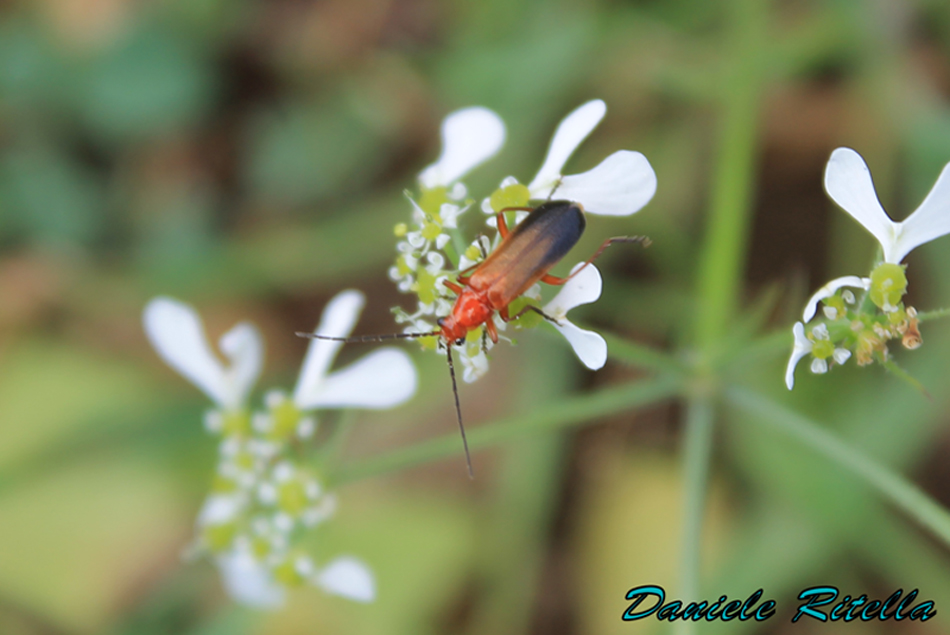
left=501, top=303, right=560, bottom=325
left=494, top=206, right=534, bottom=239
left=480, top=328, right=490, bottom=354
left=484, top=319, right=499, bottom=344
left=494, top=212, right=510, bottom=239
left=443, top=280, right=464, bottom=295
left=540, top=235, right=652, bottom=286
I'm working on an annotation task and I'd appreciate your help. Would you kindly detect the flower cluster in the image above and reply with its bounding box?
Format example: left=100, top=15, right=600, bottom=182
left=786, top=148, right=950, bottom=389
left=144, top=291, right=417, bottom=607
left=391, top=100, right=657, bottom=381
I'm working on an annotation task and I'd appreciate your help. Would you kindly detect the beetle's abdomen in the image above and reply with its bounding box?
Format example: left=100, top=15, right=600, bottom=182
left=470, top=201, right=586, bottom=308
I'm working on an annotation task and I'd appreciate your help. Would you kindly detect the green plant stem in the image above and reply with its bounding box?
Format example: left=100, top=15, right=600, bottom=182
left=674, top=396, right=715, bottom=635
left=330, top=376, right=680, bottom=485
left=726, top=385, right=950, bottom=548
left=694, top=0, right=767, bottom=350
left=676, top=4, right=767, bottom=630
left=916, top=307, right=950, bottom=322
left=596, top=330, right=685, bottom=375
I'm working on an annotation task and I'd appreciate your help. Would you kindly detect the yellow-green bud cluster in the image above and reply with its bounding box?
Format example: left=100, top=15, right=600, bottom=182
left=804, top=263, right=921, bottom=377
left=192, top=391, right=338, bottom=599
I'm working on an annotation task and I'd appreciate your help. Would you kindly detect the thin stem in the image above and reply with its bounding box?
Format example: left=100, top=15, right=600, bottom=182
left=330, top=377, right=681, bottom=485
left=592, top=330, right=685, bottom=375
left=693, top=0, right=767, bottom=349
left=916, top=307, right=950, bottom=322
left=674, top=397, right=715, bottom=635
left=726, top=385, right=950, bottom=548
left=315, top=409, right=358, bottom=470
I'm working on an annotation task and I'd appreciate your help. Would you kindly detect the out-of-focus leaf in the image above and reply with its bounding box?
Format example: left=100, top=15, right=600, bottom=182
left=0, top=339, right=160, bottom=470
left=0, top=21, right=71, bottom=114
left=246, top=99, right=386, bottom=207
left=78, top=28, right=214, bottom=140
left=0, top=457, right=190, bottom=632
left=0, top=144, right=103, bottom=243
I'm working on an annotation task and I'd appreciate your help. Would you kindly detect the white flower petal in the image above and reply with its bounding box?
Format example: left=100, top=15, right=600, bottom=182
left=802, top=276, right=870, bottom=322
left=891, top=160, right=950, bottom=263
left=314, top=557, right=375, bottom=603
left=216, top=549, right=285, bottom=609
left=460, top=349, right=489, bottom=384
left=551, top=320, right=608, bottom=370
left=527, top=100, right=606, bottom=197
left=824, top=148, right=901, bottom=262
left=418, top=107, right=506, bottom=189
left=198, top=495, right=245, bottom=526
left=544, top=263, right=603, bottom=317
left=293, top=290, right=365, bottom=407
left=785, top=322, right=813, bottom=390
left=295, top=348, right=417, bottom=410
left=833, top=348, right=852, bottom=365
left=219, top=323, right=264, bottom=411
left=810, top=358, right=828, bottom=374
left=553, top=151, right=657, bottom=216
left=143, top=297, right=233, bottom=408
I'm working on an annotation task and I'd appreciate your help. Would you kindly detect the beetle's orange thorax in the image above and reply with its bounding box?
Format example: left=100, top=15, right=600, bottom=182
left=438, top=289, right=493, bottom=343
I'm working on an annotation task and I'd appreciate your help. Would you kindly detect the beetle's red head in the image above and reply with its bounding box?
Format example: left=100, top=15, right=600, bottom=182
left=437, top=315, right=467, bottom=346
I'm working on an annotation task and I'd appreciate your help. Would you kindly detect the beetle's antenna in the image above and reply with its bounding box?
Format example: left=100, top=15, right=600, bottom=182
left=445, top=343, right=474, bottom=479
left=295, top=331, right=440, bottom=343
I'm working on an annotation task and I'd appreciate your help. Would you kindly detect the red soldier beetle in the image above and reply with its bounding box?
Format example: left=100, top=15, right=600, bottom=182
left=298, top=200, right=649, bottom=477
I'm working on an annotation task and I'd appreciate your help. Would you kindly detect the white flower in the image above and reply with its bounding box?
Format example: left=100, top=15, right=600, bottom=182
left=527, top=100, right=657, bottom=217
left=801, top=275, right=871, bottom=323
left=294, top=290, right=417, bottom=410
left=418, top=107, right=506, bottom=190
left=785, top=321, right=854, bottom=390
left=216, top=543, right=286, bottom=609
left=143, top=297, right=263, bottom=411
left=825, top=147, right=950, bottom=264
left=313, top=556, right=376, bottom=603
left=543, top=263, right=608, bottom=370
left=785, top=322, right=813, bottom=390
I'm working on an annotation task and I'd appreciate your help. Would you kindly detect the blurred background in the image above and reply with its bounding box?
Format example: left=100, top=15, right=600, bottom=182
left=2, top=0, right=950, bottom=633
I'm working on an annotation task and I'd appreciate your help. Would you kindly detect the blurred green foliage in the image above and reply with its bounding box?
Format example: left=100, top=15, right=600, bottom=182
left=2, top=0, right=950, bottom=634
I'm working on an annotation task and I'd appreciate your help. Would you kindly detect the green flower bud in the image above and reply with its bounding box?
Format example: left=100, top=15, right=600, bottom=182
left=421, top=221, right=442, bottom=241
left=203, top=522, right=237, bottom=552
left=269, top=399, right=301, bottom=440
left=869, top=263, right=907, bottom=310
left=418, top=186, right=449, bottom=217
left=278, top=479, right=309, bottom=516
left=394, top=223, right=408, bottom=237
left=273, top=558, right=305, bottom=587
left=811, top=339, right=834, bottom=360
left=221, top=411, right=250, bottom=437
left=506, top=297, right=543, bottom=329
left=412, top=269, right=438, bottom=305
left=489, top=183, right=531, bottom=212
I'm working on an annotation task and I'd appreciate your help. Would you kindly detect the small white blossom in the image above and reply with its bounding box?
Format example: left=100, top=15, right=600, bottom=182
left=802, top=275, right=871, bottom=323
left=143, top=297, right=263, bottom=410
left=294, top=290, right=417, bottom=410
left=418, top=107, right=506, bottom=190
left=543, top=263, right=609, bottom=370
left=216, top=543, right=285, bottom=609
left=833, top=348, right=852, bottom=364
left=825, top=147, right=950, bottom=264
left=313, top=556, right=376, bottom=603
left=785, top=322, right=813, bottom=390
left=526, top=100, right=657, bottom=217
